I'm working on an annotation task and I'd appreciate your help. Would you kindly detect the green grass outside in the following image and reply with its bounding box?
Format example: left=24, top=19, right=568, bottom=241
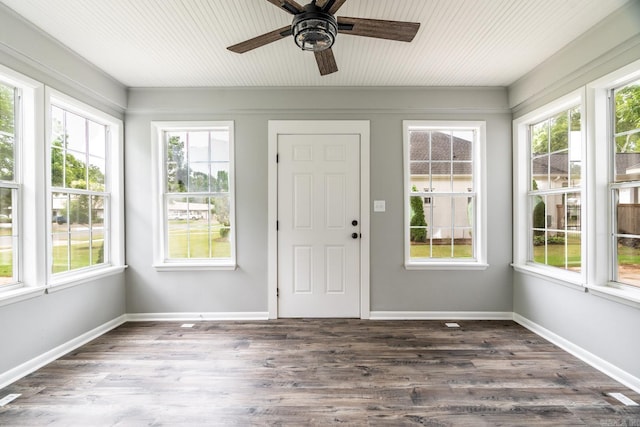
left=410, top=243, right=472, bottom=258
left=52, top=240, right=104, bottom=273
left=167, top=221, right=230, bottom=259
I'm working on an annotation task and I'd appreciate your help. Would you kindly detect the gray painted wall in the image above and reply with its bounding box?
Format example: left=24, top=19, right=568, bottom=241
left=0, top=277, right=126, bottom=374
left=0, top=4, right=127, bottom=376
left=125, top=88, right=513, bottom=315
left=511, top=1, right=640, bottom=380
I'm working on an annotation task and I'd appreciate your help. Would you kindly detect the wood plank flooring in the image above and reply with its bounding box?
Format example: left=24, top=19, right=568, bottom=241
left=1, top=319, right=639, bottom=426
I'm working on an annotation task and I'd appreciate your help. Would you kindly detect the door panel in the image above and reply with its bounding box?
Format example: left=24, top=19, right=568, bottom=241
left=278, top=133, right=360, bottom=317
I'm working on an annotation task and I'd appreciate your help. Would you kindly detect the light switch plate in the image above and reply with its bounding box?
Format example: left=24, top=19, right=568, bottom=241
left=373, top=200, right=386, bottom=212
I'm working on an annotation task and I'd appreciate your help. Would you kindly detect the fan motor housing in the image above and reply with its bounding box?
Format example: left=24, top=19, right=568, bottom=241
left=292, top=8, right=338, bottom=52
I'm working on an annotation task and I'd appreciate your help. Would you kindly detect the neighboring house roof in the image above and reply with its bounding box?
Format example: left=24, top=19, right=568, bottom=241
left=410, top=131, right=472, bottom=175
left=532, top=152, right=640, bottom=176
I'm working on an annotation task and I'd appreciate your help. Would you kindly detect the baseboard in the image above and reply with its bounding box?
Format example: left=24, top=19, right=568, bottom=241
left=125, top=312, right=270, bottom=321
left=0, top=314, right=127, bottom=390
left=369, top=311, right=514, bottom=320
left=513, top=313, right=640, bottom=394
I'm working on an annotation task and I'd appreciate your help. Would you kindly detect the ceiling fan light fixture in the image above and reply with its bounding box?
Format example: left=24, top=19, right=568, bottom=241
left=292, top=12, right=337, bottom=52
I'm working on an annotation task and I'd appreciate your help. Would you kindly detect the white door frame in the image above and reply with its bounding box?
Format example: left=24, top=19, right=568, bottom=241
left=268, top=120, right=370, bottom=319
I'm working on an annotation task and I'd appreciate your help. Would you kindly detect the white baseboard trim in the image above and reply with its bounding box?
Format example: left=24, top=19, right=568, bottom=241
left=0, top=314, right=127, bottom=390
left=125, top=312, right=270, bottom=321
left=514, top=313, right=640, bottom=394
left=369, top=311, right=514, bottom=320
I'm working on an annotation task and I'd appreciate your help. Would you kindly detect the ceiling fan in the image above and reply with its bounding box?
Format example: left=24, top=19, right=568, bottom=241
left=227, top=0, right=421, bottom=76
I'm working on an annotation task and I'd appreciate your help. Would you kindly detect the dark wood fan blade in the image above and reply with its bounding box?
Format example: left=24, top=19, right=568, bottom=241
left=317, top=0, right=348, bottom=15
left=314, top=48, right=338, bottom=76
left=265, top=0, right=304, bottom=14
left=337, top=16, right=420, bottom=42
left=227, top=26, right=292, bottom=54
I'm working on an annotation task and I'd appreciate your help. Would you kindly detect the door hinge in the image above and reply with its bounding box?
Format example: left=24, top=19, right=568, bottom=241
left=276, top=153, right=279, bottom=163
left=277, top=288, right=279, bottom=297
left=276, top=220, right=279, bottom=230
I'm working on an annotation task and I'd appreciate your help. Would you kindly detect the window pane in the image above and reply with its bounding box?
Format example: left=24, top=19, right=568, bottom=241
left=52, top=232, right=70, bottom=273
left=51, top=146, right=64, bottom=187
left=432, top=132, right=452, bottom=161
left=91, top=195, right=105, bottom=265
left=548, top=151, right=568, bottom=186
left=549, top=111, right=569, bottom=152
left=614, top=137, right=640, bottom=182
left=166, top=133, right=188, bottom=192
left=88, top=121, right=106, bottom=158
left=409, top=131, right=430, bottom=160
left=614, top=81, right=640, bottom=182
left=65, top=111, right=86, bottom=152
left=70, top=229, right=91, bottom=269
left=0, top=83, right=15, bottom=135
left=0, top=83, right=15, bottom=181
left=89, top=156, right=105, bottom=188
left=617, top=237, right=640, bottom=288
left=65, top=151, right=87, bottom=189
left=189, top=164, right=210, bottom=192
left=0, top=132, right=14, bottom=182
left=211, top=164, right=230, bottom=192
left=531, top=121, right=549, bottom=155
left=531, top=156, right=549, bottom=190
left=211, top=130, right=230, bottom=161
left=0, top=187, right=15, bottom=284
left=617, top=198, right=640, bottom=237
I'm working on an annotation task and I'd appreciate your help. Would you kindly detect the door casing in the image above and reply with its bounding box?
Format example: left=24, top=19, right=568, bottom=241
left=268, top=120, right=370, bottom=319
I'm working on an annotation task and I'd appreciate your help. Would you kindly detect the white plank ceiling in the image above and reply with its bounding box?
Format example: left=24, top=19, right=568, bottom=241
left=0, top=0, right=631, bottom=87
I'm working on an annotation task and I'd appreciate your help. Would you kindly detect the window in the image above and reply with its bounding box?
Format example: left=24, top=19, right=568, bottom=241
left=0, top=80, right=19, bottom=288
left=513, top=91, right=584, bottom=284
left=152, top=121, right=235, bottom=270
left=529, top=106, right=582, bottom=272
left=611, top=79, right=640, bottom=288
left=47, top=91, right=124, bottom=285
left=403, top=121, right=486, bottom=269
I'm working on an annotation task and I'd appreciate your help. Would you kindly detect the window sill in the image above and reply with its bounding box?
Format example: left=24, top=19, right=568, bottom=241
left=405, top=262, right=489, bottom=271
left=0, top=285, right=46, bottom=307
left=586, top=284, right=640, bottom=310
left=153, top=262, right=237, bottom=272
left=47, top=265, right=127, bottom=293
left=511, top=263, right=586, bottom=292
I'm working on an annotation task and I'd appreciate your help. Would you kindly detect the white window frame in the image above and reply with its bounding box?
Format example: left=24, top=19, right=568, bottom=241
left=513, top=89, right=586, bottom=288
left=45, top=89, right=125, bottom=290
left=403, top=120, right=487, bottom=270
left=585, top=59, right=640, bottom=307
left=151, top=121, right=236, bottom=271
left=0, top=64, right=45, bottom=305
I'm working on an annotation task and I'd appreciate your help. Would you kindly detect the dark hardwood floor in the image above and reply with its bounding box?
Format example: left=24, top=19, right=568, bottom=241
left=1, top=319, right=639, bottom=426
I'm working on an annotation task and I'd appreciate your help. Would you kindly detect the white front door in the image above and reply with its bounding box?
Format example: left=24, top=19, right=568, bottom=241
left=277, top=133, right=361, bottom=317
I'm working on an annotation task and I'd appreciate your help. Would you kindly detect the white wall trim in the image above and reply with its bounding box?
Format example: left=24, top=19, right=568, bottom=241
left=0, top=314, right=127, bottom=390
left=125, top=312, right=269, bottom=321
left=369, top=311, right=514, bottom=320
left=514, top=313, right=640, bottom=394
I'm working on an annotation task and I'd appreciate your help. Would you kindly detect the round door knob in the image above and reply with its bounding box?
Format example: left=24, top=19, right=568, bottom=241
left=352, top=220, right=358, bottom=226
left=351, top=232, right=358, bottom=239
